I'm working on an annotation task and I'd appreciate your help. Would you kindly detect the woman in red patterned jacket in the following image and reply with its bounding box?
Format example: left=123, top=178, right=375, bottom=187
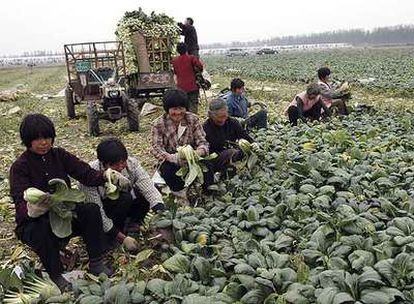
left=151, top=89, right=209, bottom=205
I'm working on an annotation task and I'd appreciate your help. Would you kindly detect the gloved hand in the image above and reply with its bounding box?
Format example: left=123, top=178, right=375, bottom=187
left=164, top=153, right=178, bottom=164
left=104, top=168, right=131, bottom=191
left=251, top=142, right=260, bottom=153
left=195, top=147, right=206, bottom=157
left=123, top=236, right=139, bottom=252
left=234, top=117, right=246, bottom=127
left=152, top=203, right=166, bottom=213
left=27, top=194, right=51, bottom=218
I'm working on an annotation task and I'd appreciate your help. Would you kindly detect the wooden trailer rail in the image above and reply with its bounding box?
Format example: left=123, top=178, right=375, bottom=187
left=64, top=41, right=126, bottom=84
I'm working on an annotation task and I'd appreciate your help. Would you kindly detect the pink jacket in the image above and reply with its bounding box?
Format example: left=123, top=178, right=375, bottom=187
left=286, top=91, right=321, bottom=113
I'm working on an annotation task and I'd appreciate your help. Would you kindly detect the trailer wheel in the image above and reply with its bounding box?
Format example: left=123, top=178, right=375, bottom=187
left=87, top=101, right=100, bottom=136
left=65, top=86, right=76, bottom=119
left=126, top=98, right=140, bottom=132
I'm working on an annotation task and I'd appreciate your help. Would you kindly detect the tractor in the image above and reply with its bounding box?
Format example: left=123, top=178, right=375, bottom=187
left=63, top=41, right=139, bottom=136
left=63, top=37, right=175, bottom=136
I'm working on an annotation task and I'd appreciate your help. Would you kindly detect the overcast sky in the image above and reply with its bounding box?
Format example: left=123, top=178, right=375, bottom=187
left=1, top=0, right=413, bottom=55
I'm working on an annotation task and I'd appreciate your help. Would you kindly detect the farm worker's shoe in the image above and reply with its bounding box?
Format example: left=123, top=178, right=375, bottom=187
left=125, top=222, right=141, bottom=234
left=89, top=255, right=114, bottom=277
left=172, top=189, right=189, bottom=206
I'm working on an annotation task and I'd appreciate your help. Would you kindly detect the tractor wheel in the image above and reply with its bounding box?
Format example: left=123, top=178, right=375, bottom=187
left=65, top=86, right=76, bottom=119
left=126, top=98, right=140, bottom=132
left=86, top=101, right=100, bottom=137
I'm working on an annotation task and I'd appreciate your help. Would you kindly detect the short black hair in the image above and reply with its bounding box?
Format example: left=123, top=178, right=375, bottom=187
left=20, top=113, right=56, bottom=148
left=306, top=83, right=321, bottom=96
left=163, top=89, right=189, bottom=112
left=230, top=78, right=245, bottom=91
left=318, top=67, right=331, bottom=80
left=177, top=42, right=188, bottom=55
left=97, top=137, right=128, bottom=165
left=186, top=17, right=194, bottom=25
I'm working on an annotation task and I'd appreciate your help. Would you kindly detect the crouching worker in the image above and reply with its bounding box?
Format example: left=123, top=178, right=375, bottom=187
left=79, top=138, right=165, bottom=252
left=317, top=67, right=349, bottom=115
left=225, top=78, right=268, bottom=130
left=286, top=84, right=331, bottom=126
left=151, top=89, right=209, bottom=205
left=9, top=114, right=129, bottom=291
left=203, top=99, right=259, bottom=182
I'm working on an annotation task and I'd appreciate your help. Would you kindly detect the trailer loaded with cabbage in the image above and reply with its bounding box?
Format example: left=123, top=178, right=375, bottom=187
left=63, top=9, right=179, bottom=135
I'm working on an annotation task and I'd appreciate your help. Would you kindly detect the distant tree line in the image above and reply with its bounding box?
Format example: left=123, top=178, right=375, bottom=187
left=0, top=50, right=63, bottom=58
left=201, top=24, right=414, bottom=49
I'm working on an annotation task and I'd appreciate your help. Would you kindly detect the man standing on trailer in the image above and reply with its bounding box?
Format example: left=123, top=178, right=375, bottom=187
left=178, top=17, right=200, bottom=57
left=172, top=43, right=203, bottom=114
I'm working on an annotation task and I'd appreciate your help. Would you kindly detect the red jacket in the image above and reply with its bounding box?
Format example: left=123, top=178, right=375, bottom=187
left=172, top=54, right=203, bottom=93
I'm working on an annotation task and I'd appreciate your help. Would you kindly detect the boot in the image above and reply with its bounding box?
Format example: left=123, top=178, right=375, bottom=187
left=171, top=189, right=189, bottom=206
left=89, top=256, right=114, bottom=277
left=50, top=274, right=72, bottom=292
left=125, top=222, right=141, bottom=234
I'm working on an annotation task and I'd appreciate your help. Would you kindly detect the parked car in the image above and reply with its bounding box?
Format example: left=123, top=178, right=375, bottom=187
left=226, top=48, right=249, bottom=57
left=256, top=48, right=278, bottom=55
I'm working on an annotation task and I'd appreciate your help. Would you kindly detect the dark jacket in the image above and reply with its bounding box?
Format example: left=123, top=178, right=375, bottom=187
left=203, top=118, right=253, bottom=154
left=178, top=23, right=199, bottom=52
left=10, top=147, right=105, bottom=226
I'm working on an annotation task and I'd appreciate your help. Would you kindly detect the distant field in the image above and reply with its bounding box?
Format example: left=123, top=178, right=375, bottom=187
left=204, top=47, right=414, bottom=96
left=0, top=65, right=66, bottom=93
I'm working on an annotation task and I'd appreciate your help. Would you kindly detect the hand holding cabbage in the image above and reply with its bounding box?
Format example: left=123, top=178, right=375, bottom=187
left=23, top=179, right=86, bottom=238
left=24, top=189, right=51, bottom=218
left=103, top=168, right=131, bottom=200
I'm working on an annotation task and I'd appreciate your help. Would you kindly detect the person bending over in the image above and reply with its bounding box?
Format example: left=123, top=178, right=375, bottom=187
left=203, top=98, right=259, bottom=183
left=286, top=84, right=331, bottom=126
left=79, top=137, right=165, bottom=252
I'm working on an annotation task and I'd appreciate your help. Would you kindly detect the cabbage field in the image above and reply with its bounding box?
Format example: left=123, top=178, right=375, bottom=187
left=1, top=47, right=414, bottom=304
left=204, top=47, right=414, bottom=97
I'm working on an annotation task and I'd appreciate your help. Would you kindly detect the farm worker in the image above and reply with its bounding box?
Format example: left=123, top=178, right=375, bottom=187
left=203, top=98, right=259, bottom=183
left=317, top=67, right=349, bottom=115
left=178, top=17, right=199, bottom=57
left=79, top=137, right=165, bottom=253
left=9, top=114, right=129, bottom=291
left=172, top=42, right=203, bottom=114
left=151, top=89, right=209, bottom=205
left=286, top=83, right=331, bottom=126
left=225, top=78, right=268, bottom=130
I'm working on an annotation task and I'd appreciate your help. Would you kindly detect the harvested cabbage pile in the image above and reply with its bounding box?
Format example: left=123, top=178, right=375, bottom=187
left=115, top=8, right=180, bottom=74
